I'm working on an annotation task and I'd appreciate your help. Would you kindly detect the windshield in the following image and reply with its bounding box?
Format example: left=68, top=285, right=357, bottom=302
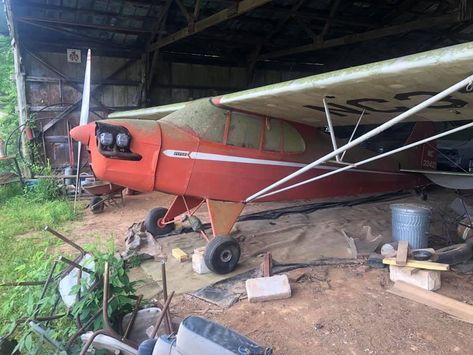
left=161, top=98, right=227, bottom=142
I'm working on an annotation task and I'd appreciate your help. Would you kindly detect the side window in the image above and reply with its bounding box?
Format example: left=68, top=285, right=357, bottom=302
left=283, top=122, right=305, bottom=153
left=227, top=112, right=261, bottom=149
left=263, top=119, right=282, bottom=152
left=203, top=110, right=227, bottom=143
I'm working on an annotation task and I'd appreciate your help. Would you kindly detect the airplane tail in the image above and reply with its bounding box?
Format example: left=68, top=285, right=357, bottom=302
left=404, top=121, right=437, bottom=170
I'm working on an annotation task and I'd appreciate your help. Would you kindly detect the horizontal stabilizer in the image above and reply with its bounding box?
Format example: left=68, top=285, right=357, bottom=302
left=402, top=169, right=473, bottom=190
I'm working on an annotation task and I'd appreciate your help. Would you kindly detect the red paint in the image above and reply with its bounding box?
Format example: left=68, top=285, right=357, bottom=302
left=71, top=117, right=428, bottom=201
left=70, top=102, right=431, bottom=236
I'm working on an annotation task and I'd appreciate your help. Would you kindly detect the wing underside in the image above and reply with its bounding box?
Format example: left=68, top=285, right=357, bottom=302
left=214, top=42, right=473, bottom=127
left=108, top=101, right=188, bottom=120
left=109, top=42, right=473, bottom=127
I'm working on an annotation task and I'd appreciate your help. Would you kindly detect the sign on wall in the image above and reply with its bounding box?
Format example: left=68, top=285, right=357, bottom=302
left=67, top=49, right=82, bottom=63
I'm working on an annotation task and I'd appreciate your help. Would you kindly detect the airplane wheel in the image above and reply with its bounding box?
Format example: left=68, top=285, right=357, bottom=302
left=145, top=207, right=175, bottom=237
left=90, top=196, right=104, bottom=214
left=204, top=236, right=240, bottom=274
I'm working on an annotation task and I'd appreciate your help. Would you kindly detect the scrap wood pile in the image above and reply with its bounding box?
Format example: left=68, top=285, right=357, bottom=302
left=371, top=239, right=473, bottom=325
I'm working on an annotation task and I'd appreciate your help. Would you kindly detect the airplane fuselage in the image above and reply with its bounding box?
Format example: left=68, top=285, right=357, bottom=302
left=76, top=99, right=428, bottom=203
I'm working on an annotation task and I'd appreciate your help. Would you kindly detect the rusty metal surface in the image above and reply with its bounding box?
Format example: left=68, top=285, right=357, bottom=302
left=206, top=199, right=245, bottom=236
left=82, top=181, right=125, bottom=196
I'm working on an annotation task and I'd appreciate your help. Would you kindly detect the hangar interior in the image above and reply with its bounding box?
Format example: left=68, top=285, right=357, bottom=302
left=5, top=0, right=473, bottom=168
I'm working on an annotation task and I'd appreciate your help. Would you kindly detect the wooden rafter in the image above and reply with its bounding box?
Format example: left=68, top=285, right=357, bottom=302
left=149, top=0, right=272, bottom=52
left=15, top=16, right=149, bottom=34
left=259, top=12, right=462, bottom=60
left=14, top=1, right=159, bottom=22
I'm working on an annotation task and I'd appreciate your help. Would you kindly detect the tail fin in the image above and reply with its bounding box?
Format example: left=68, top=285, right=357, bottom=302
left=404, top=121, right=437, bottom=170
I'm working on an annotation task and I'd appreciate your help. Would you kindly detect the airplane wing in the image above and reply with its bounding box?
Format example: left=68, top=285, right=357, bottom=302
left=212, top=42, right=473, bottom=127
left=401, top=169, right=473, bottom=190
left=108, top=101, right=188, bottom=120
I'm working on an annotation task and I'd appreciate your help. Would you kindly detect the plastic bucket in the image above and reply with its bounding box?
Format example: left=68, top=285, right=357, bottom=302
left=390, top=203, right=431, bottom=249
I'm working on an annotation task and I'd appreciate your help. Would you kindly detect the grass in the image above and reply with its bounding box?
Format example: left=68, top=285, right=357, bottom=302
left=0, top=182, right=136, bottom=353
left=0, top=182, right=79, bottom=335
left=0, top=183, right=77, bottom=278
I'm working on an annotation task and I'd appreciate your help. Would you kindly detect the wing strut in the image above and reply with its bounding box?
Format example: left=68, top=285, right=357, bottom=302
left=256, top=119, right=473, bottom=200
left=245, top=74, right=473, bottom=202
left=340, top=109, right=365, bottom=162
left=323, top=98, right=340, bottom=162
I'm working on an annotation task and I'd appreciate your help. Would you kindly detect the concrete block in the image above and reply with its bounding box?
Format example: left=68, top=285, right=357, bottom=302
left=389, top=265, right=441, bottom=291
left=246, top=275, right=291, bottom=303
left=192, top=247, right=210, bottom=274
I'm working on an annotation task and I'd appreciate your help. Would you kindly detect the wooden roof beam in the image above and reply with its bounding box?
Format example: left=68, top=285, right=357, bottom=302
left=16, top=16, right=150, bottom=34
left=259, top=12, right=462, bottom=60
left=149, top=0, right=272, bottom=52
left=14, top=1, right=160, bottom=21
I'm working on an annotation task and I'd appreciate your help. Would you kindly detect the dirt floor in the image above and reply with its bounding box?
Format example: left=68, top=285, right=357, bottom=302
left=66, top=189, right=473, bottom=354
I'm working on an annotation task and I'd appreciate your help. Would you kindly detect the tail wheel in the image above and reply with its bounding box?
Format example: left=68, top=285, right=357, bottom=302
left=90, top=196, right=105, bottom=214
left=144, top=208, right=175, bottom=237
left=204, top=236, right=240, bottom=274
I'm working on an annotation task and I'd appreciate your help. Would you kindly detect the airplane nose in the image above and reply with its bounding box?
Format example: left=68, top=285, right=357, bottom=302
left=70, top=124, right=91, bottom=145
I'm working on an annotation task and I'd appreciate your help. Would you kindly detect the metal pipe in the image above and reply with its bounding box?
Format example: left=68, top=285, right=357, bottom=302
left=323, top=98, right=340, bottom=162
left=151, top=291, right=175, bottom=338
left=122, top=294, right=143, bottom=340
left=161, top=262, right=173, bottom=333
left=340, top=109, right=365, bottom=161
left=0, top=281, right=46, bottom=287
left=102, top=262, right=121, bottom=339
left=32, top=260, right=58, bottom=318
left=45, top=226, right=85, bottom=254
left=257, top=119, right=473, bottom=199
left=58, top=256, right=94, bottom=275
left=245, top=74, right=473, bottom=202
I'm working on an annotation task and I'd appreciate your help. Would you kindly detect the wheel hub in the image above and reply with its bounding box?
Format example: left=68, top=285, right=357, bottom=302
left=220, top=249, right=232, bottom=263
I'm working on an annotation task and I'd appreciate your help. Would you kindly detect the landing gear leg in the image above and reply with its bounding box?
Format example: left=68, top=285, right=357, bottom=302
left=203, top=199, right=245, bottom=274
left=144, top=196, right=204, bottom=237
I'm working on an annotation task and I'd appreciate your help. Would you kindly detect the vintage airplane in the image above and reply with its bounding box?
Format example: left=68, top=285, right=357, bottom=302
left=71, top=42, right=473, bottom=274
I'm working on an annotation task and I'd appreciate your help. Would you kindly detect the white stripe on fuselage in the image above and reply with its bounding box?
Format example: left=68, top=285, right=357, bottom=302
left=162, top=149, right=405, bottom=176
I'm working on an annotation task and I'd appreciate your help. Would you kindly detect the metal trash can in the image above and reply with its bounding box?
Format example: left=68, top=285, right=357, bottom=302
left=390, top=203, right=431, bottom=249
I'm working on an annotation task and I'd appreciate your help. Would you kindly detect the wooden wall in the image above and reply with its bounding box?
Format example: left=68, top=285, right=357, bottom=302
left=22, top=48, right=311, bottom=168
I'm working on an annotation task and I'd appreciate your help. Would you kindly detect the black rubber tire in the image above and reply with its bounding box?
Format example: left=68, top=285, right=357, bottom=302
left=90, top=196, right=105, bottom=214
left=144, top=207, right=175, bottom=237
left=204, top=236, right=241, bottom=274
left=436, top=243, right=473, bottom=265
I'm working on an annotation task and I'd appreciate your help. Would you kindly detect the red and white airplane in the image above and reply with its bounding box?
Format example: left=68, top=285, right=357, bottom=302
left=71, top=42, right=473, bottom=274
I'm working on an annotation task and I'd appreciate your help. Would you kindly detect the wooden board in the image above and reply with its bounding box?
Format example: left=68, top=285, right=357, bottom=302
left=383, top=258, right=449, bottom=271
left=396, top=240, right=409, bottom=266
left=388, top=281, right=473, bottom=324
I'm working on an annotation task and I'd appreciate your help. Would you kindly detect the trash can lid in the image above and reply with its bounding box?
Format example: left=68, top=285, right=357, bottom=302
left=390, top=203, right=431, bottom=214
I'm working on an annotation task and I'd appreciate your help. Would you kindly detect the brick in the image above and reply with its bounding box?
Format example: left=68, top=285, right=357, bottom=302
left=172, top=248, right=189, bottom=262
left=192, top=247, right=211, bottom=274
left=389, top=265, right=441, bottom=291
left=246, top=275, right=292, bottom=303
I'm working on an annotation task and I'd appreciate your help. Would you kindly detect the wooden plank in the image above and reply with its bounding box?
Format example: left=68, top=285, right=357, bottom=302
left=16, top=16, right=150, bottom=34
left=396, top=240, right=409, bottom=266
left=383, top=258, right=449, bottom=271
left=388, top=281, right=473, bottom=324
left=259, top=13, right=460, bottom=60
left=149, top=0, right=272, bottom=51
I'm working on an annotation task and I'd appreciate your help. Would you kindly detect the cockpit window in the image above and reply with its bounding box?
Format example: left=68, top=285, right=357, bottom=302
left=227, top=112, right=261, bottom=149
left=161, top=98, right=226, bottom=142
left=263, top=119, right=305, bottom=153
left=283, top=122, right=305, bottom=153
left=263, top=119, right=282, bottom=152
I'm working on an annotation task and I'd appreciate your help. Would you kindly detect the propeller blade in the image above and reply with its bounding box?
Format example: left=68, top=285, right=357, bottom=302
left=74, top=49, right=91, bottom=210
left=79, top=49, right=91, bottom=126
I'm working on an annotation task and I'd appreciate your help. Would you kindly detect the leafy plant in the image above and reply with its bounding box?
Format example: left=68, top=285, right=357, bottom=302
left=1, top=246, right=136, bottom=354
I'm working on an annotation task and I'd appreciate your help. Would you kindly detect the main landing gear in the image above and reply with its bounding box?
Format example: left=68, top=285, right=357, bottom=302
left=144, top=196, right=245, bottom=274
